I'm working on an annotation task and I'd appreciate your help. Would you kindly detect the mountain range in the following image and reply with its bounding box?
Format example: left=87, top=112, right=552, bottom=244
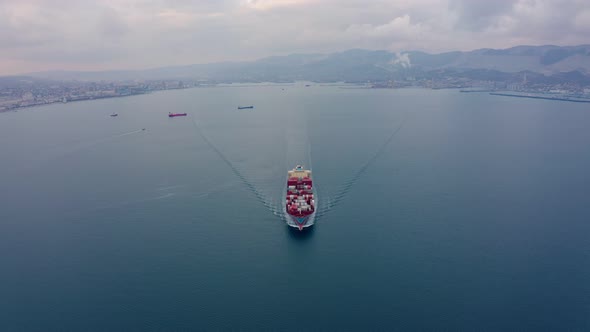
left=17, top=45, right=590, bottom=84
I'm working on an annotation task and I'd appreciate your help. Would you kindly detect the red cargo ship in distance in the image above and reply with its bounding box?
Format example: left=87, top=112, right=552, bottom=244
left=285, top=165, right=316, bottom=230
left=168, top=112, right=187, bottom=117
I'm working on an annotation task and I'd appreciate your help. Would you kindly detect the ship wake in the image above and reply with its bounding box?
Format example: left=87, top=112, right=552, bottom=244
left=315, top=114, right=408, bottom=220
left=191, top=116, right=285, bottom=221
left=190, top=105, right=407, bottom=227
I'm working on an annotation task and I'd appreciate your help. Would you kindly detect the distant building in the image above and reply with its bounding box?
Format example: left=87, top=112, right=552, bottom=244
left=22, top=92, right=34, bottom=101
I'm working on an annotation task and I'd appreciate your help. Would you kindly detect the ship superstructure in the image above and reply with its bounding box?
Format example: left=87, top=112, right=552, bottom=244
left=285, top=165, right=316, bottom=230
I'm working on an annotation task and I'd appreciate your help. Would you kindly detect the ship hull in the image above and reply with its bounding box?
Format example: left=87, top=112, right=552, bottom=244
left=284, top=196, right=316, bottom=231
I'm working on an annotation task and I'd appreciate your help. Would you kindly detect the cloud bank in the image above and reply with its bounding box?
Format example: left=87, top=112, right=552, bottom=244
left=0, top=0, right=588, bottom=75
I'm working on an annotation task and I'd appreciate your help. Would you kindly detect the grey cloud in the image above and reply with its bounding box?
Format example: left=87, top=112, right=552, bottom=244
left=449, top=0, right=516, bottom=30
left=99, top=7, right=130, bottom=38
left=0, top=0, right=589, bottom=75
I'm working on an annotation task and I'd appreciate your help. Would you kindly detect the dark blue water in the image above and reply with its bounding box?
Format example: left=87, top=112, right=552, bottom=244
left=1, top=86, right=589, bottom=330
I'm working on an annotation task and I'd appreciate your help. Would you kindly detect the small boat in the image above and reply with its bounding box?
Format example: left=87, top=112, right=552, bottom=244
left=110, top=113, right=118, bottom=117
left=168, top=112, right=187, bottom=117
left=237, top=106, right=254, bottom=109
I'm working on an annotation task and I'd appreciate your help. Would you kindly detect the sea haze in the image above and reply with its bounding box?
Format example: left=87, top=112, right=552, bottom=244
left=1, top=85, right=589, bottom=330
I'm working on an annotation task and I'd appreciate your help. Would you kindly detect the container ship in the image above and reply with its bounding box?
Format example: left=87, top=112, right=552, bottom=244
left=285, top=165, right=316, bottom=230
left=168, top=112, right=187, bottom=117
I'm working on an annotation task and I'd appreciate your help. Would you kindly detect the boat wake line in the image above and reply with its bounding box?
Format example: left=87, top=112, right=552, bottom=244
left=190, top=116, right=286, bottom=220
left=23, top=128, right=146, bottom=172
left=66, top=129, right=146, bottom=153
left=190, top=112, right=407, bottom=225
left=314, top=114, right=409, bottom=220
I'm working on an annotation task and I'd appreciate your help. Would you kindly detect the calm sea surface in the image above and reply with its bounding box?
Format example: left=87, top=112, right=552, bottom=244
left=1, top=85, right=589, bottom=330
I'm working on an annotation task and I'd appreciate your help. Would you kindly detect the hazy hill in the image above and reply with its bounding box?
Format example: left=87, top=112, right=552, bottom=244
left=20, top=45, right=590, bottom=83
left=407, top=45, right=590, bottom=74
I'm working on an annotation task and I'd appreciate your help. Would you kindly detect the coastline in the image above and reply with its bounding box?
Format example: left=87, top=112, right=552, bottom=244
left=4, top=85, right=590, bottom=114
left=490, top=92, right=590, bottom=103
left=0, top=87, right=196, bottom=113
left=0, top=92, right=150, bottom=113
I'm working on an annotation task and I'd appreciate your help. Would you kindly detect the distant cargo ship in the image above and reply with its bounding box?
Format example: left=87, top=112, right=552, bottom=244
left=285, top=165, right=316, bottom=230
left=168, top=112, right=187, bottom=117
left=110, top=113, right=118, bottom=117
left=237, top=106, right=254, bottom=109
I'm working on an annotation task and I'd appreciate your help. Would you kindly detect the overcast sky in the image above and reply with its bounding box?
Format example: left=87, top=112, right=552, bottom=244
left=1, top=0, right=589, bottom=75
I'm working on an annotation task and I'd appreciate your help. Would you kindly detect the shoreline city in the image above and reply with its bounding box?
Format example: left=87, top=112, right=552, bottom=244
left=2, top=76, right=590, bottom=113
